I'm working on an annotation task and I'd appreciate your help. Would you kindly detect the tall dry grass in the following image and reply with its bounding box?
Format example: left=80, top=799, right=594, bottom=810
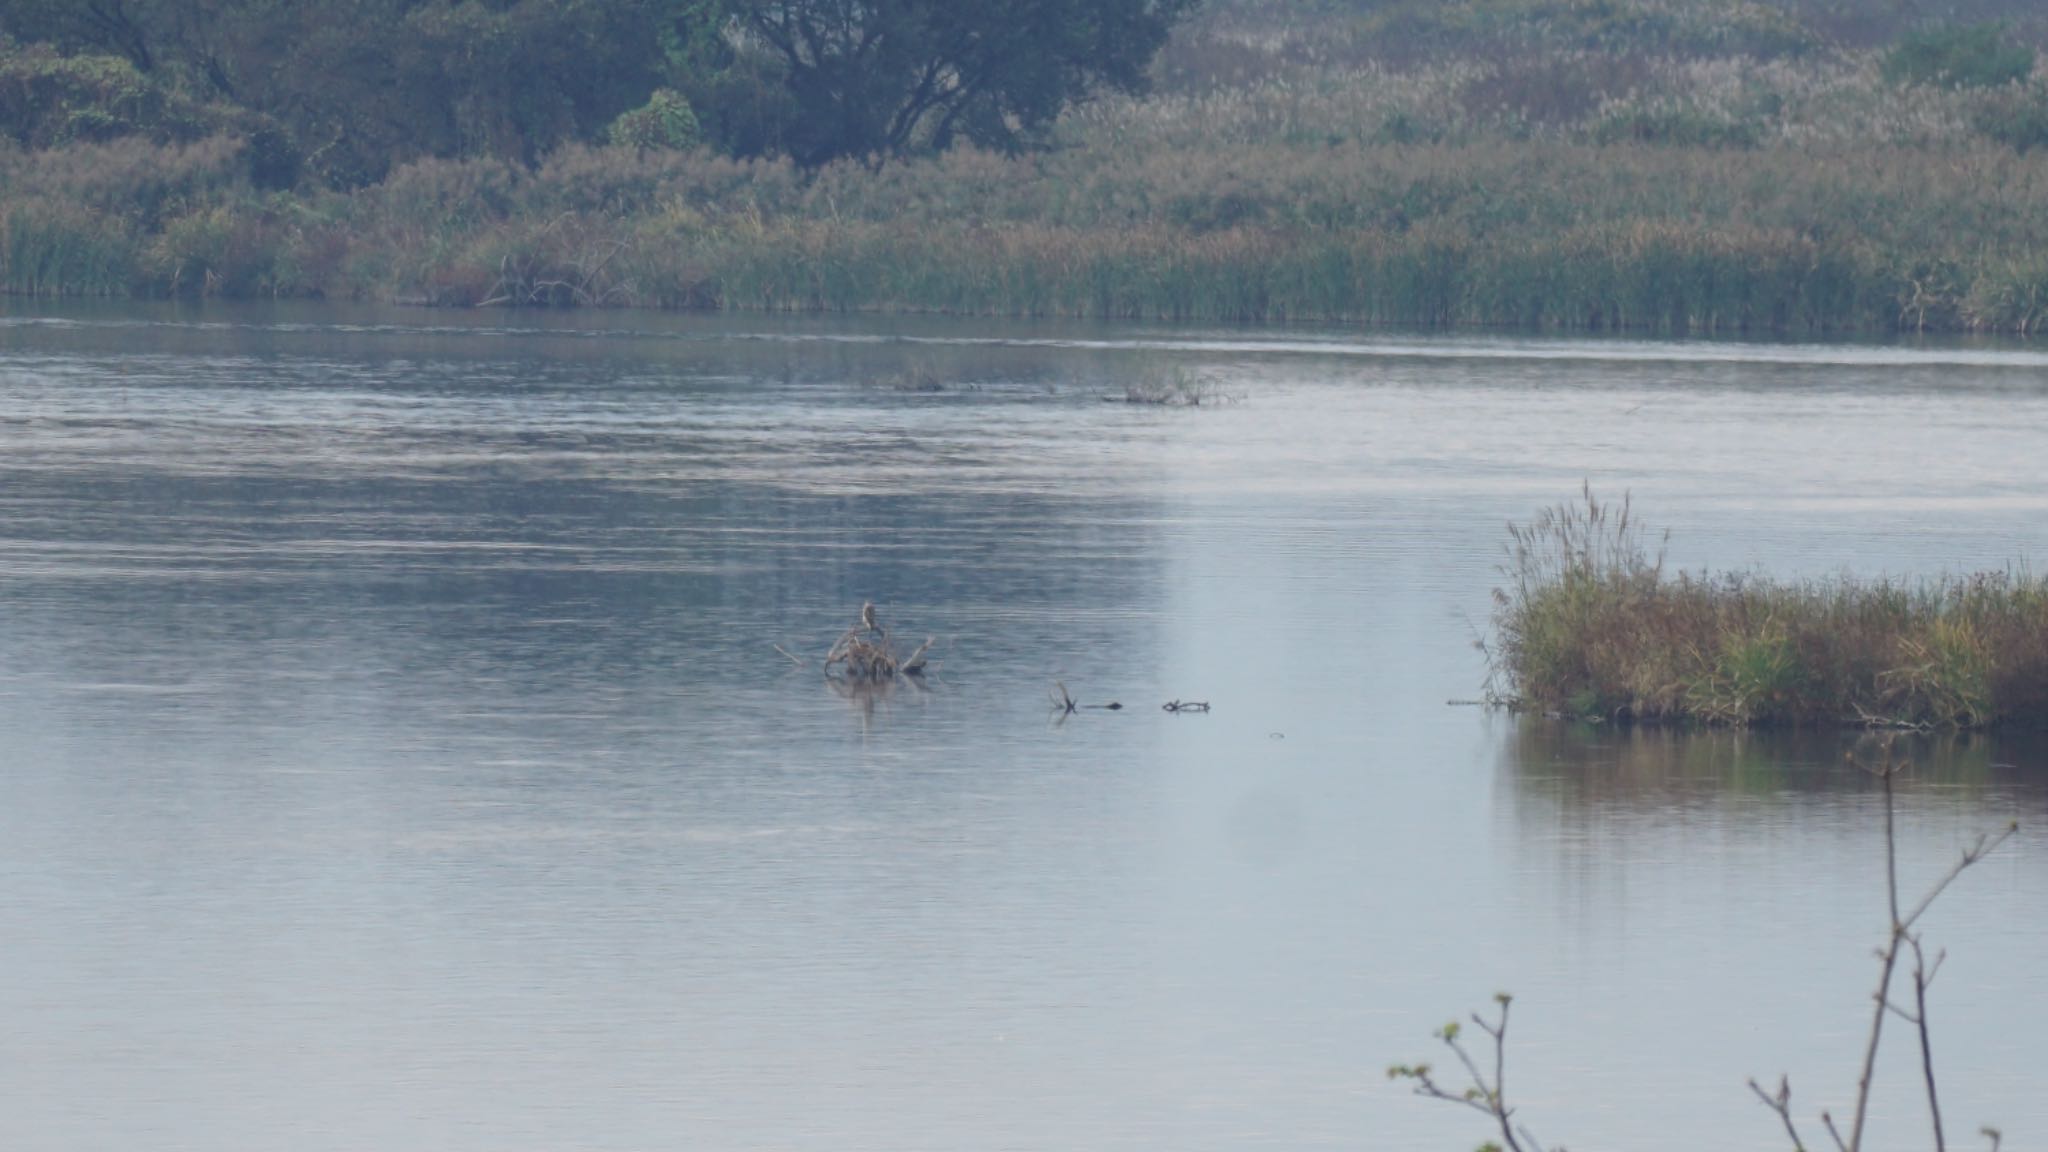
left=1490, top=489, right=2048, bottom=728
left=4, top=4, right=2047, bottom=330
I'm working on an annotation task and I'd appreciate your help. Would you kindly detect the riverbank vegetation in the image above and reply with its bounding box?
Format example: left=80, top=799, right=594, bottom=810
left=1489, top=489, right=2048, bottom=728
left=5, top=0, right=2048, bottom=332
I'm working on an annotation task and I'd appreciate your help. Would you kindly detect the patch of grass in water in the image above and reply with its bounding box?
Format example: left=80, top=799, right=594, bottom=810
left=1489, top=487, right=2048, bottom=728
left=1119, top=365, right=1235, bottom=406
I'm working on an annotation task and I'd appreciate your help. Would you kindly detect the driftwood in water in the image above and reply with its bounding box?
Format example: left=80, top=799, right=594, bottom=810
left=1052, top=680, right=1078, bottom=715
left=1053, top=680, right=1195, bottom=717
left=1050, top=681, right=1126, bottom=714
left=820, top=602, right=935, bottom=682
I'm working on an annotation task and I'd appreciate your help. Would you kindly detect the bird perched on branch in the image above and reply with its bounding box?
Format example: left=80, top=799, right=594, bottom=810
left=861, top=601, right=880, bottom=634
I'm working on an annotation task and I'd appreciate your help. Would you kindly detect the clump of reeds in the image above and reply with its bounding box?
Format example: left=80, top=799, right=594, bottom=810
left=821, top=603, right=934, bottom=683
left=1489, top=488, right=2048, bottom=728
left=1119, top=365, right=1229, bottom=406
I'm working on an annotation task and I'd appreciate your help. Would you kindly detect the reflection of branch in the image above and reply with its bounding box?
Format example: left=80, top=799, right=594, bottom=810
left=1049, top=680, right=1076, bottom=716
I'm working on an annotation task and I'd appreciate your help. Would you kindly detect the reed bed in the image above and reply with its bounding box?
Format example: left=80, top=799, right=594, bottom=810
left=7, top=139, right=2044, bottom=332
left=1490, top=489, right=2048, bottom=728
left=5, top=8, right=2048, bottom=333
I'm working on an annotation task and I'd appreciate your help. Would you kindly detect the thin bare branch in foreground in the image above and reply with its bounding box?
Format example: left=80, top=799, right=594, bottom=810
left=1389, top=993, right=1544, bottom=1152
left=1748, top=739, right=2015, bottom=1152
left=1748, top=1075, right=1811, bottom=1152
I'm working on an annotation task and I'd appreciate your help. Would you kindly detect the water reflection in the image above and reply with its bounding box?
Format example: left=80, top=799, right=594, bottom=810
left=1504, top=721, right=2048, bottom=811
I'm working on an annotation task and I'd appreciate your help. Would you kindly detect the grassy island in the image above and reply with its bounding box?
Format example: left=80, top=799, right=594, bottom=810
left=1490, top=490, right=2048, bottom=728
left=4, top=0, right=2048, bottom=333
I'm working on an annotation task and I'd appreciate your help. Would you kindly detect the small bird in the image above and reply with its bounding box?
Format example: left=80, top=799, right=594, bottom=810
left=861, top=601, right=880, bottom=634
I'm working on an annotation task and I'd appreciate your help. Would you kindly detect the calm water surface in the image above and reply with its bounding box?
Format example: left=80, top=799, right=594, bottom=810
left=1, top=304, right=2045, bottom=1152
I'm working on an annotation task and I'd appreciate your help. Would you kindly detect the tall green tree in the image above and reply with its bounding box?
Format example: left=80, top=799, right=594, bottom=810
left=0, top=0, right=694, bottom=181
left=716, top=0, right=1200, bottom=166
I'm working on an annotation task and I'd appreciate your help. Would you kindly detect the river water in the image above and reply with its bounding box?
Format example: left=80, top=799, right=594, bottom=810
left=1, top=304, right=2044, bottom=1152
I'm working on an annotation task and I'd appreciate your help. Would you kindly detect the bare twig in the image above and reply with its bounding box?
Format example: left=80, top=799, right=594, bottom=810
left=900, top=637, right=935, bottom=675
left=1744, top=739, right=2014, bottom=1152
left=772, top=643, right=807, bottom=667
left=1843, top=751, right=1905, bottom=1152
left=1748, top=1075, right=1811, bottom=1152
left=1907, top=934, right=1948, bottom=1152
left=1901, top=824, right=2019, bottom=932
left=1390, top=993, right=1539, bottom=1152
left=1848, top=749, right=2016, bottom=1152
left=1850, top=701, right=1935, bottom=731
left=1822, top=1111, right=1849, bottom=1152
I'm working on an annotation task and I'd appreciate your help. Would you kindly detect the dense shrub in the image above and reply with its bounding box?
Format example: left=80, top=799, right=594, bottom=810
left=607, top=90, right=702, bottom=153
left=0, top=45, right=192, bottom=147
left=0, top=42, right=297, bottom=187
left=0, top=136, right=248, bottom=226
left=1882, top=23, right=2037, bottom=89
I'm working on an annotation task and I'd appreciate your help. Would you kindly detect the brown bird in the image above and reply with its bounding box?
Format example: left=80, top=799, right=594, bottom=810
left=861, top=601, right=880, bottom=634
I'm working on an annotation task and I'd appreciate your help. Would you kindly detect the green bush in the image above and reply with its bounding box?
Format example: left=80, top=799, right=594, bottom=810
left=147, top=205, right=284, bottom=297
left=607, top=89, right=702, bottom=153
left=0, top=43, right=209, bottom=148
left=1882, top=23, right=2037, bottom=89
left=0, top=42, right=300, bottom=188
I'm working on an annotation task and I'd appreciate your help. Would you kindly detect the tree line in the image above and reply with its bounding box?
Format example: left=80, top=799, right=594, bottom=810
left=0, top=0, right=1197, bottom=185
